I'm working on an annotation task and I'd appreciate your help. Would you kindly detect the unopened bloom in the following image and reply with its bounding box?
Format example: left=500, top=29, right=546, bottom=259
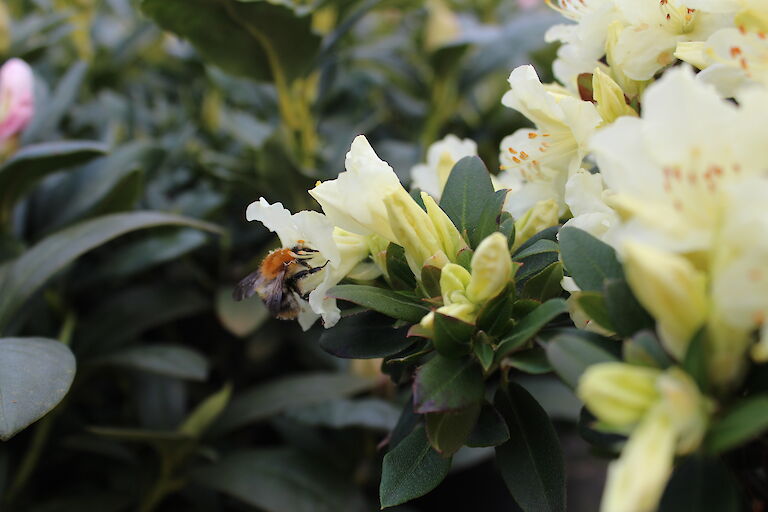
left=246, top=198, right=372, bottom=329
left=410, top=134, right=477, bottom=200
left=466, top=233, right=513, bottom=303
left=592, top=67, right=637, bottom=124
left=0, top=58, right=34, bottom=143
left=579, top=364, right=711, bottom=512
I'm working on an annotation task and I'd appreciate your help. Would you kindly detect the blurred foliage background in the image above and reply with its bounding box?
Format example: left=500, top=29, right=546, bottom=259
left=0, top=0, right=604, bottom=510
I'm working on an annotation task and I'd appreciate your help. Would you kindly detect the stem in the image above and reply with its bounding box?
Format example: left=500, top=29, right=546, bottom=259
left=3, top=415, right=54, bottom=506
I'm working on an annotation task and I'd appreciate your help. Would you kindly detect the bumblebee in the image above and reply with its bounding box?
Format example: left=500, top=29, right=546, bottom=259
left=233, top=245, right=328, bottom=320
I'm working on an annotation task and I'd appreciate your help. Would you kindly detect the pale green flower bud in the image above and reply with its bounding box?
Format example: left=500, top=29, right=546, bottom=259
left=436, top=303, right=477, bottom=324
left=466, top=233, right=513, bottom=304
left=384, top=190, right=445, bottom=275
left=440, top=263, right=471, bottom=305
left=421, top=192, right=467, bottom=260
left=419, top=311, right=436, bottom=334
left=578, top=362, right=661, bottom=428
left=600, top=404, right=676, bottom=512
left=511, top=199, right=559, bottom=251
left=622, top=242, right=708, bottom=360
left=592, top=68, right=637, bottom=125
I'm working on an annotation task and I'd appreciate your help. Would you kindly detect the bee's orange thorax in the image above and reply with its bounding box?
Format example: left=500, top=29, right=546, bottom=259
left=260, top=248, right=295, bottom=279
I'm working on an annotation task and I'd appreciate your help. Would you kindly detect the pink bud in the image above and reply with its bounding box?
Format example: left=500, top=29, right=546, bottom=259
left=0, top=58, right=35, bottom=142
left=518, top=0, right=542, bottom=9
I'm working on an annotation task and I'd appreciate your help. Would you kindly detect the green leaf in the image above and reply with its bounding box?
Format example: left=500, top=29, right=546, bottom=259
left=466, top=403, right=510, bottom=447
left=513, top=239, right=559, bottom=260
left=426, top=404, right=480, bottom=456
left=495, top=298, right=567, bottom=362
left=624, top=330, right=672, bottom=368
left=603, top=278, right=654, bottom=338
left=433, top=312, right=474, bottom=358
left=22, top=61, right=89, bottom=143
left=0, top=212, right=221, bottom=333
left=213, top=373, right=375, bottom=434
left=704, top=395, right=768, bottom=454
left=284, top=398, right=400, bottom=431
left=194, top=448, right=363, bottom=512
left=438, top=156, right=495, bottom=238
left=420, top=265, right=442, bottom=298
left=0, top=140, right=107, bottom=215
left=0, top=337, right=76, bottom=440
left=379, top=426, right=452, bottom=508
left=87, top=426, right=190, bottom=445
left=141, top=0, right=321, bottom=83
left=386, top=243, right=417, bottom=291
left=469, top=189, right=509, bottom=248
left=544, top=330, right=619, bottom=388
left=521, top=261, right=564, bottom=302
left=683, top=329, right=709, bottom=394
left=658, top=455, right=743, bottom=512
left=93, top=344, right=209, bottom=381
left=413, top=355, right=485, bottom=413
left=558, top=226, right=623, bottom=292
left=494, top=381, right=565, bottom=512
left=503, top=345, right=552, bottom=374
left=216, top=286, right=269, bottom=338
left=328, top=285, right=429, bottom=323
left=575, top=292, right=615, bottom=332
left=319, top=311, right=414, bottom=359
left=179, top=383, right=232, bottom=438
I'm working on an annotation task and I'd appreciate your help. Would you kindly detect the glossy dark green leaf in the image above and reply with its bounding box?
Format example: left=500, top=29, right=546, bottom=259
left=22, top=61, right=88, bottom=143
left=328, top=285, right=429, bottom=323
left=513, top=239, right=559, bottom=260
left=512, top=225, right=559, bottom=257
left=603, top=278, right=654, bottom=338
left=658, top=455, right=743, bottom=512
left=495, top=298, right=567, bottom=361
left=0, top=337, right=76, bottom=440
left=380, top=426, right=452, bottom=508
left=433, top=312, right=474, bottom=358
left=194, top=448, right=363, bottom=512
left=544, top=330, right=619, bottom=388
left=683, top=329, right=709, bottom=393
left=466, top=403, right=510, bottom=447
left=413, top=355, right=484, bottom=413
left=426, top=404, right=480, bottom=456
left=575, top=292, right=614, bottom=331
left=521, top=261, right=564, bottom=301
left=141, top=0, right=321, bottom=83
left=284, top=398, right=400, bottom=431
left=469, top=189, right=509, bottom=248
left=93, top=344, right=209, bottom=381
left=438, top=156, right=495, bottom=237
left=0, top=212, right=221, bottom=333
left=0, top=140, right=107, bottom=214
left=386, top=243, right=417, bottom=290
left=494, top=381, right=565, bottom=512
left=213, top=373, right=375, bottom=434
left=319, top=311, right=414, bottom=358
left=503, top=345, right=552, bottom=374
left=420, top=265, right=442, bottom=298
left=624, top=330, right=672, bottom=368
left=704, top=395, right=768, bottom=454
left=558, top=226, right=623, bottom=292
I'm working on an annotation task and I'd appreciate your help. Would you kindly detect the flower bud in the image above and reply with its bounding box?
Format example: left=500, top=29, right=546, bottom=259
left=440, top=263, right=471, bottom=305
left=592, top=68, right=637, bottom=124
left=421, top=192, right=467, bottom=260
left=436, top=302, right=477, bottom=324
left=600, top=404, right=676, bottom=512
left=622, top=242, right=708, bottom=360
left=511, top=199, right=558, bottom=251
left=0, top=59, right=35, bottom=144
left=578, top=362, right=661, bottom=428
left=466, top=232, right=513, bottom=304
left=384, top=189, right=445, bottom=275
left=657, top=367, right=710, bottom=454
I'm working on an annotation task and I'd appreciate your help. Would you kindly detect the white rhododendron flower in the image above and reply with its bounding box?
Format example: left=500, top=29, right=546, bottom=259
left=561, top=169, right=618, bottom=242
left=498, top=65, right=602, bottom=217
left=410, top=134, right=477, bottom=200
left=246, top=198, right=371, bottom=330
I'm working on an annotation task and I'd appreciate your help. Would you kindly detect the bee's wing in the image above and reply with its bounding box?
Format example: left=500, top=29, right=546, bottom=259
left=233, top=270, right=264, bottom=301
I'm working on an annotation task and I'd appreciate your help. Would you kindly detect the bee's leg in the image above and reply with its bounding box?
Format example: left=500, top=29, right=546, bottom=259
left=288, top=261, right=330, bottom=299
